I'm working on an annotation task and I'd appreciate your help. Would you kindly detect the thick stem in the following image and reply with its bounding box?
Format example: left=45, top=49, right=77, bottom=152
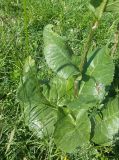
left=80, top=21, right=98, bottom=73
left=22, top=0, right=29, bottom=56
left=64, top=156, right=69, bottom=160
left=79, top=0, right=110, bottom=73
left=111, top=29, right=119, bottom=57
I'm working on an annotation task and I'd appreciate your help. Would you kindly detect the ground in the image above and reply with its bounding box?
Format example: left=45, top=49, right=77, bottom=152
left=0, top=0, right=119, bottom=159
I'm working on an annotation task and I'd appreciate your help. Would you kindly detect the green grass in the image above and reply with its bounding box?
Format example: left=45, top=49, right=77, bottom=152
left=0, top=0, right=119, bottom=159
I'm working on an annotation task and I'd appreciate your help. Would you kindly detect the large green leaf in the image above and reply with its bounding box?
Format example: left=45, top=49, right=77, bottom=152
left=68, top=78, right=105, bottom=110
left=92, top=97, right=119, bottom=145
left=106, top=0, right=119, bottom=13
left=17, top=56, right=39, bottom=103
left=89, top=0, right=108, bottom=19
left=43, top=24, right=79, bottom=79
left=54, top=108, right=91, bottom=152
left=68, top=47, right=114, bottom=112
left=17, top=56, right=57, bottom=137
left=89, top=0, right=119, bottom=16
left=42, top=76, right=76, bottom=107
left=23, top=101, right=57, bottom=138
left=86, top=47, right=114, bottom=86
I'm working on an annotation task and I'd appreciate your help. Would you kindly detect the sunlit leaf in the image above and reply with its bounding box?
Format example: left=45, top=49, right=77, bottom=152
left=43, top=24, right=80, bottom=79
left=68, top=47, right=114, bottom=112
left=54, top=108, right=91, bottom=152
left=86, top=47, right=114, bottom=86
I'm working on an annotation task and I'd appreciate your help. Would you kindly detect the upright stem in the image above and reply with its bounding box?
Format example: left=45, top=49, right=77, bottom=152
left=111, top=23, right=119, bottom=57
left=80, top=21, right=98, bottom=73
left=23, top=0, right=29, bottom=56
left=79, top=0, right=109, bottom=73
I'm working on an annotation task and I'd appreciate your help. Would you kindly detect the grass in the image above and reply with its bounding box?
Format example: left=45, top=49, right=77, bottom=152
left=0, top=0, right=119, bottom=159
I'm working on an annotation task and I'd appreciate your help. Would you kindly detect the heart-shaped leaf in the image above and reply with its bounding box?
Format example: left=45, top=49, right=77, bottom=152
left=54, top=108, right=91, bottom=152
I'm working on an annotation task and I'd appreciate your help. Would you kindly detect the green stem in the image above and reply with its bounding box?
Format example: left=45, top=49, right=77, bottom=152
left=23, top=0, right=29, bottom=56
left=80, top=21, right=98, bottom=73
left=111, top=23, right=119, bottom=57
left=79, top=0, right=109, bottom=73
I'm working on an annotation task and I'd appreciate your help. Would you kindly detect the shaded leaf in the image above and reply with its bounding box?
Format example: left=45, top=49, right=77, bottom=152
left=17, top=56, right=57, bottom=137
left=43, top=76, right=75, bottom=107
left=89, top=0, right=108, bottom=19
left=17, top=56, right=39, bottom=103
left=92, top=97, right=119, bottom=144
left=106, top=0, right=119, bottom=14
